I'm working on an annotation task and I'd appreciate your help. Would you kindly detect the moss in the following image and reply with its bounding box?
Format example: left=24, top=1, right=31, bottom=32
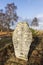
left=29, top=28, right=38, bottom=37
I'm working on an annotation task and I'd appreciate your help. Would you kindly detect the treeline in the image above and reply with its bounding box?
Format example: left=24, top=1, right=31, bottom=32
left=0, top=3, right=39, bottom=32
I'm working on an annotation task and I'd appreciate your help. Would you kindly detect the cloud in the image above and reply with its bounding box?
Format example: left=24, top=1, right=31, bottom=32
left=36, top=14, right=43, bottom=18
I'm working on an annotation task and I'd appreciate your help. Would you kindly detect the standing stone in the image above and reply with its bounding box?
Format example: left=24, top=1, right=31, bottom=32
left=12, top=22, right=32, bottom=61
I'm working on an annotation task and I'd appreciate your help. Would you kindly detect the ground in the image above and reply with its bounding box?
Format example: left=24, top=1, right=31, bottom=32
left=0, top=30, right=43, bottom=65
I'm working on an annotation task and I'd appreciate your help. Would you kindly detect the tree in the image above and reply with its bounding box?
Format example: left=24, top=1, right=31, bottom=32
left=0, top=3, right=18, bottom=31
left=31, top=17, right=38, bottom=26
left=5, top=3, right=18, bottom=31
left=0, top=9, right=5, bottom=31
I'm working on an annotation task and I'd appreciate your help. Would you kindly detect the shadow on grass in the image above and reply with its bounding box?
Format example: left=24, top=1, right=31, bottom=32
left=28, top=36, right=40, bottom=60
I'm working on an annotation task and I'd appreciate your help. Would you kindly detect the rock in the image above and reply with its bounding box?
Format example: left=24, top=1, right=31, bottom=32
left=12, top=22, right=32, bottom=60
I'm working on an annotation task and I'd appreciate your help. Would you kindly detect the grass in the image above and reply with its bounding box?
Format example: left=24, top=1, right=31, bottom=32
left=0, top=29, right=43, bottom=65
left=0, top=36, right=12, bottom=51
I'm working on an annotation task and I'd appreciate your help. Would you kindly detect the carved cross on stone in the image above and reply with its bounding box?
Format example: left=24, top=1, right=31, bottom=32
left=12, top=22, right=32, bottom=61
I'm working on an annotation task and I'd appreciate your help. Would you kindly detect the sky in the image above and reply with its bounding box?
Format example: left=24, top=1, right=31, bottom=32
left=0, top=0, right=43, bottom=18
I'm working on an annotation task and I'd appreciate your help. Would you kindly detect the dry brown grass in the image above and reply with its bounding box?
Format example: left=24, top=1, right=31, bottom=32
left=0, top=31, right=12, bottom=36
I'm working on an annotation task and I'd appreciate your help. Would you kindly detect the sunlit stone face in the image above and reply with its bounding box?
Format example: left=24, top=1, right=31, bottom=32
left=12, top=22, right=32, bottom=60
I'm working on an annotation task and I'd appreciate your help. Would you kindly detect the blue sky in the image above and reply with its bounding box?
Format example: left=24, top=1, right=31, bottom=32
left=0, top=0, right=43, bottom=18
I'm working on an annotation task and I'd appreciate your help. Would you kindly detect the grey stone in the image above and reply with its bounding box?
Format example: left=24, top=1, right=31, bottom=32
left=12, top=22, right=32, bottom=61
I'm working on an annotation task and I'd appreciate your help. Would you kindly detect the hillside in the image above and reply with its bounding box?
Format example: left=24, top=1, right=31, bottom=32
left=27, top=30, right=43, bottom=65
left=0, top=30, right=43, bottom=65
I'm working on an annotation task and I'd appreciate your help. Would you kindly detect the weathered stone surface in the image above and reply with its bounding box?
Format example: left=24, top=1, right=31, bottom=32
left=12, top=22, right=32, bottom=60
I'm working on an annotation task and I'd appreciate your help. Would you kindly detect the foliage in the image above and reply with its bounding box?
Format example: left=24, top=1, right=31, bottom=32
left=30, top=28, right=38, bottom=37
left=0, top=3, right=18, bottom=31
left=31, top=17, right=38, bottom=26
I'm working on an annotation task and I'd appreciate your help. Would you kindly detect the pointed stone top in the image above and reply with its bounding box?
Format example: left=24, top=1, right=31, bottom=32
left=12, top=22, right=32, bottom=61
left=16, top=22, right=29, bottom=27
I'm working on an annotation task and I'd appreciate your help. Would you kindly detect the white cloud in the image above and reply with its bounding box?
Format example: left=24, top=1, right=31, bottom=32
left=36, top=14, right=43, bottom=18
